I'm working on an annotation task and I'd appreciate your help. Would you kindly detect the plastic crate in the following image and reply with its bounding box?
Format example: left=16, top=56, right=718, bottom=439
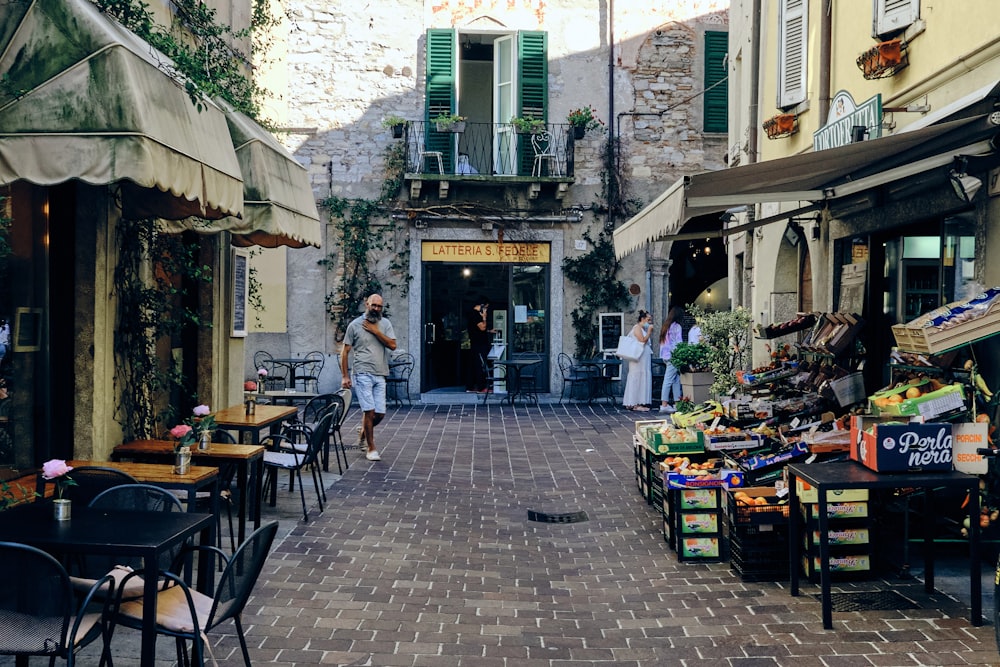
left=726, top=488, right=790, bottom=526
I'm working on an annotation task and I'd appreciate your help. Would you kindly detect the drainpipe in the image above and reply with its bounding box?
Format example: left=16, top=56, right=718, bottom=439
left=607, top=0, right=616, bottom=232
left=748, top=0, right=761, bottom=164
left=819, top=0, right=832, bottom=122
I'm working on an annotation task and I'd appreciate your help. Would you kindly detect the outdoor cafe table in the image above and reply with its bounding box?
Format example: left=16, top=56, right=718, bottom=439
left=579, top=357, right=621, bottom=404
left=493, top=358, right=541, bottom=405
left=263, top=389, right=317, bottom=406
left=269, top=357, right=314, bottom=391
left=112, top=440, right=264, bottom=545
left=213, top=403, right=298, bottom=444
left=0, top=500, right=213, bottom=665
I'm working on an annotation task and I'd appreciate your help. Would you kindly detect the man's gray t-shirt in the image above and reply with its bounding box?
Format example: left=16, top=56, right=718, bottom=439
left=343, top=315, right=395, bottom=377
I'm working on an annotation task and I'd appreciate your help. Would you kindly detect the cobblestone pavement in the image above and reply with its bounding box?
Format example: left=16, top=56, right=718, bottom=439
left=53, top=404, right=1000, bottom=665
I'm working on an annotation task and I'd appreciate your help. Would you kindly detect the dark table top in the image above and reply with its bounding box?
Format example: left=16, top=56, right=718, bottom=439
left=787, top=460, right=978, bottom=490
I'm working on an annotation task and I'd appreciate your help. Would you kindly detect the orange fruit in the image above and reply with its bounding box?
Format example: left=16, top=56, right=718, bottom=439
left=887, top=394, right=904, bottom=404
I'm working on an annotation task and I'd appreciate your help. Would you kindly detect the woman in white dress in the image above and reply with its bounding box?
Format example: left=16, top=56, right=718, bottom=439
left=622, top=310, right=653, bottom=411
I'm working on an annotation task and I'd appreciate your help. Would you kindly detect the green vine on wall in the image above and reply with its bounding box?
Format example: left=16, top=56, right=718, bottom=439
left=319, top=142, right=410, bottom=338
left=95, top=0, right=278, bottom=119
left=113, top=219, right=213, bottom=441
left=246, top=248, right=265, bottom=327
left=562, top=228, right=630, bottom=359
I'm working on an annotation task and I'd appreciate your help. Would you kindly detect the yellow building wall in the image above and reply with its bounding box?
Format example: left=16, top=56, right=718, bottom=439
left=251, top=248, right=289, bottom=333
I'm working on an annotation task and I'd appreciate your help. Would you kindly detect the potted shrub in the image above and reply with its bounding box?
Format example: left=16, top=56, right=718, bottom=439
left=688, top=304, right=753, bottom=397
left=567, top=105, right=604, bottom=139
left=381, top=115, right=407, bottom=139
left=510, top=116, right=546, bottom=135
left=432, top=113, right=467, bottom=133
left=669, top=342, right=714, bottom=404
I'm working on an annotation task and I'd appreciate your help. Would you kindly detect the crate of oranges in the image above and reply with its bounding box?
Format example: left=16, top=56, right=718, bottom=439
left=869, top=379, right=965, bottom=417
left=727, top=487, right=789, bottom=525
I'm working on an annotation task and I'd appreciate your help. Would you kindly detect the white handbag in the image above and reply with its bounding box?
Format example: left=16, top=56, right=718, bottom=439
left=615, top=334, right=643, bottom=362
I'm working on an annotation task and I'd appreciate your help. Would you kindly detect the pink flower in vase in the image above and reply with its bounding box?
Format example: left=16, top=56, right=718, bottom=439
left=42, top=459, right=77, bottom=499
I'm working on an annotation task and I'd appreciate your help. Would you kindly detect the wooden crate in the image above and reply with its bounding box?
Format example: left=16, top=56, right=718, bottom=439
left=891, top=307, right=1000, bottom=354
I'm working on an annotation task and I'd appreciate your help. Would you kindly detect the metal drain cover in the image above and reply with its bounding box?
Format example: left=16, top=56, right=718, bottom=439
left=817, top=590, right=919, bottom=612
left=527, top=510, right=589, bottom=524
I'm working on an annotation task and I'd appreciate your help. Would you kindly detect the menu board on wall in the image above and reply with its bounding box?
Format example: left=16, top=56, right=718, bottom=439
left=232, top=249, right=248, bottom=337
left=600, top=313, right=624, bottom=352
left=837, top=263, right=867, bottom=314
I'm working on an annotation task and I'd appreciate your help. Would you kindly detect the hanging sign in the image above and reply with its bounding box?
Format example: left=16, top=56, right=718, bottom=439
left=813, top=92, right=882, bottom=151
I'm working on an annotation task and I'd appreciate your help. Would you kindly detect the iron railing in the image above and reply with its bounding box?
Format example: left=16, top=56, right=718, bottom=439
left=402, top=121, right=576, bottom=178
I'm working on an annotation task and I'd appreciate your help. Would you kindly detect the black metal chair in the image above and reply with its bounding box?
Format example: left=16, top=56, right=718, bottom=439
left=0, top=541, right=116, bottom=666
left=387, top=352, right=414, bottom=406
left=297, top=350, right=325, bottom=393
left=112, top=521, right=279, bottom=667
left=54, top=465, right=139, bottom=506
left=71, top=484, right=186, bottom=601
left=298, top=393, right=348, bottom=473
left=557, top=353, right=595, bottom=404
left=253, top=350, right=286, bottom=390
left=478, top=354, right=504, bottom=405
left=261, top=411, right=333, bottom=522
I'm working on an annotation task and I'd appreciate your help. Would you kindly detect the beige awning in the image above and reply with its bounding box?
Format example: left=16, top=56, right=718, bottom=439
left=614, top=114, right=999, bottom=259
left=0, top=0, right=244, bottom=220
left=158, top=103, right=323, bottom=248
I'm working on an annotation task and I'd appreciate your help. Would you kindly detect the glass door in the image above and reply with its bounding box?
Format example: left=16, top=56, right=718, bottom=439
left=510, top=264, right=549, bottom=389
left=493, top=34, right=516, bottom=175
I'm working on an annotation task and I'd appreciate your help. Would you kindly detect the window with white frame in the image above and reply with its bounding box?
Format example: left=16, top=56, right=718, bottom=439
left=777, top=0, right=807, bottom=109
left=873, top=0, right=919, bottom=38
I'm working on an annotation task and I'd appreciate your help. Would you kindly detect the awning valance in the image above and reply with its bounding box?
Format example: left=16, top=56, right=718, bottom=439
left=0, top=0, right=244, bottom=220
left=614, top=114, right=1000, bottom=259
left=159, top=103, right=323, bottom=248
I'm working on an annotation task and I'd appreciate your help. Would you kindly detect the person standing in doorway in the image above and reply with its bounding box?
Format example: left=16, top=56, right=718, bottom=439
left=622, top=310, right=654, bottom=411
left=466, top=296, right=496, bottom=393
left=340, top=294, right=397, bottom=461
left=658, top=306, right=684, bottom=413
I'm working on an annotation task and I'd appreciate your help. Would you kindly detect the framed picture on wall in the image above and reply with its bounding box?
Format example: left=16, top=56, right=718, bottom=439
left=232, top=248, right=249, bottom=338
left=13, top=307, right=42, bottom=352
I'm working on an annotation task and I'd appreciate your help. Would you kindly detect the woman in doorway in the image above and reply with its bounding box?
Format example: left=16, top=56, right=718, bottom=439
left=658, top=306, right=684, bottom=413
left=622, top=310, right=654, bottom=411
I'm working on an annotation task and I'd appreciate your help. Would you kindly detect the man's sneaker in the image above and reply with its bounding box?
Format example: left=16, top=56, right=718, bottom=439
left=366, top=449, right=381, bottom=461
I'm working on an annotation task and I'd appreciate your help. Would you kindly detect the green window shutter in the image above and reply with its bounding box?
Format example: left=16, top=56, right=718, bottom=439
left=425, top=29, right=457, bottom=172
left=703, top=31, right=728, bottom=133
left=517, top=31, right=547, bottom=175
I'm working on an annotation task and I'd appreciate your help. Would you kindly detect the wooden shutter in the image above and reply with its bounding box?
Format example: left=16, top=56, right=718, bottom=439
left=425, top=29, right=457, bottom=172
left=517, top=31, right=547, bottom=175
left=875, top=0, right=918, bottom=37
left=777, top=0, right=807, bottom=109
left=703, top=31, right=728, bottom=133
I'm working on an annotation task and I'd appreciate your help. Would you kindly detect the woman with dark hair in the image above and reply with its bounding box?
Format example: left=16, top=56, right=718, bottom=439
left=622, top=310, right=653, bottom=411
left=658, top=306, right=685, bottom=413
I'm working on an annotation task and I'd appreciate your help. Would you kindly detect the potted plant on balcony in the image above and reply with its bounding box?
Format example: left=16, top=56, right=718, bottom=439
left=510, top=116, right=546, bottom=135
left=432, top=113, right=467, bottom=133
left=567, top=105, right=604, bottom=139
left=381, top=115, right=407, bottom=139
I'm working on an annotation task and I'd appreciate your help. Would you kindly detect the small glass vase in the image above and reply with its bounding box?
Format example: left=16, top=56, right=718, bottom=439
left=53, top=498, right=71, bottom=521
left=258, top=379, right=266, bottom=395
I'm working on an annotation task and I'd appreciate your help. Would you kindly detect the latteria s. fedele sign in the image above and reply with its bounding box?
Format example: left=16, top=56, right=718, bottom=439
left=421, top=241, right=550, bottom=263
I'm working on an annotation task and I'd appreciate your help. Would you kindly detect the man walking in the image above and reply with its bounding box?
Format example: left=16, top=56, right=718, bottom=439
left=340, top=294, right=397, bottom=461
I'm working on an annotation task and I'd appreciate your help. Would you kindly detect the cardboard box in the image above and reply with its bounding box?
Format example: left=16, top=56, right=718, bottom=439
left=850, top=416, right=953, bottom=473
left=801, top=501, right=869, bottom=519
left=807, top=527, right=870, bottom=546
left=871, top=383, right=965, bottom=419
left=679, top=512, right=720, bottom=534
left=678, top=489, right=720, bottom=510
left=645, top=427, right=705, bottom=455
left=952, top=422, right=989, bottom=474
left=666, top=469, right=745, bottom=489
left=680, top=536, right=721, bottom=559
left=795, top=478, right=869, bottom=504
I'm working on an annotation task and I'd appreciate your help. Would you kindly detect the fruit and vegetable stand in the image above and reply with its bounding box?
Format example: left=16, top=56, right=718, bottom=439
left=628, top=290, right=1000, bottom=601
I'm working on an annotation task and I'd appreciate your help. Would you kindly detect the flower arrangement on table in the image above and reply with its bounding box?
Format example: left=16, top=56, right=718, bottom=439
left=42, top=459, right=77, bottom=500
left=566, top=105, right=604, bottom=135
left=256, top=367, right=268, bottom=393
left=189, top=404, right=218, bottom=443
left=169, top=424, right=196, bottom=451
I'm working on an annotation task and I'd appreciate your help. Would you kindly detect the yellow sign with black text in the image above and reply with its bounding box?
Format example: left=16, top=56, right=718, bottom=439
left=421, top=241, right=550, bottom=263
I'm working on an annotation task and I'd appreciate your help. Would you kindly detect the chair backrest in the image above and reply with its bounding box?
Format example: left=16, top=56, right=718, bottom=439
left=391, top=352, right=415, bottom=377
left=252, top=350, right=273, bottom=370
left=59, top=466, right=139, bottom=506
left=212, top=428, right=237, bottom=444
left=0, top=541, right=77, bottom=659
left=206, top=521, right=279, bottom=631
left=302, top=393, right=338, bottom=425
left=272, top=410, right=336, bottom=469
left=531, top=130, right=553, bottom=155
left=557, top=352, right=574, bottom=375
left=87, top=483, right=186, bottom=573
left=334, top=388, right=353, bottom=428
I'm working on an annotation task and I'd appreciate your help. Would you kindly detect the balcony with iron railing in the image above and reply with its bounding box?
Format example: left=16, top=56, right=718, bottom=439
left=401, top=121, right=576, bottom=200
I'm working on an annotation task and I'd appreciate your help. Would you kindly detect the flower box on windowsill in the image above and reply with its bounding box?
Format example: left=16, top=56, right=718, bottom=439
left=435, top=121, right=466, bottom=133
left=762, top=113, right=797, bottom=140
left=856, top=39, right=908, bottom=80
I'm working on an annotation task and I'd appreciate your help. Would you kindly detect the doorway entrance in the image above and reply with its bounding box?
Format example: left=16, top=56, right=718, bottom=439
left=421, top=260, right=550, bottom=394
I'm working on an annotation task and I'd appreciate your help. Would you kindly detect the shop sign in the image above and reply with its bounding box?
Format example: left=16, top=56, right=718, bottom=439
left=421, top=241, right=550, bottom=263
left=813, top=92, right=882, bottom=151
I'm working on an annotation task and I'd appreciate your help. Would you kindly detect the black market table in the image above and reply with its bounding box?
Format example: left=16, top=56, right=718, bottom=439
left=786, top=460, right=982, bottom=629
left=0, top=501, right=213, bottom=666
left=493, top=358, right=541, bottom=405
left=113, top=440, right=264, bottom=545
left=213, top=404, right=298, bottom=444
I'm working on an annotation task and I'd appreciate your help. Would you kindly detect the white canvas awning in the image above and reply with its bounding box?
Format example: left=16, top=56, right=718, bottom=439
left=614, top=114, right=1000, bottom=259
left=0, top=0, right=244, bottom=220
